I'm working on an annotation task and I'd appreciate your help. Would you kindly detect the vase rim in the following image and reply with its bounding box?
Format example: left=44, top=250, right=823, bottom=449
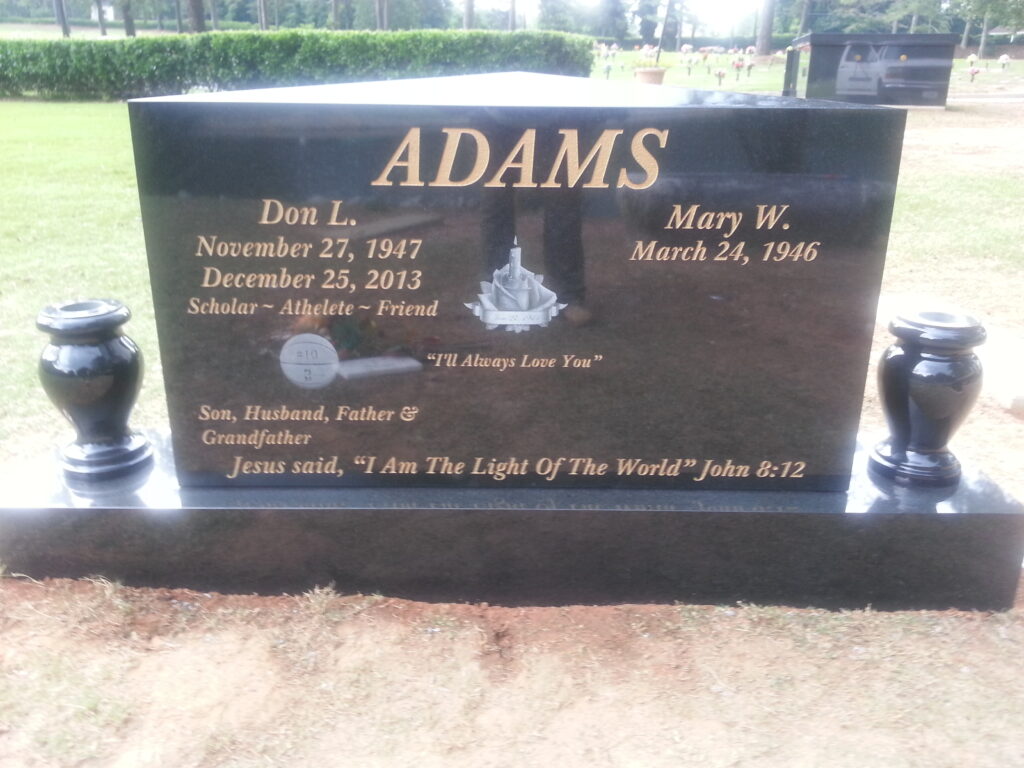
left=36, top=299, right=131, bottom=336
left=890, top=308, right=986, bottom=347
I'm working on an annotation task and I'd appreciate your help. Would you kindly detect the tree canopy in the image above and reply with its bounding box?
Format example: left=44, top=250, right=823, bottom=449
left=6, top=0, right=1020, bottom=48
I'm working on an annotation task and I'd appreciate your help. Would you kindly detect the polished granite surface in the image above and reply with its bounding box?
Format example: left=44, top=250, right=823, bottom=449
left=133, top=72, right=891, bottom=109
left=130, top=74, right=906, bottom=492
left=2, top=433, right=1019, bottom=516
left=1, top=435, right=1020, bottom=609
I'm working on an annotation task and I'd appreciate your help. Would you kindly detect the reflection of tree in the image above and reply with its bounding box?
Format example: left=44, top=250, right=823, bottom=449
left=815, top=0, right=903, bottom=32
left=797, top=0, right=811, bottom=33
left=121, top=0, right=137, bottom=34
left=634, top=0, right=658, bottom=44
left=658, top=0, right=679, bottom=50
left=52, top=0, right=71, bottom=37
left=539, top=0, right=573, bottom=31
left=887, top=0, right=945, bottom=33
left=186, top=0, right=205, bottom=31
left=756, top=0, right=775, bottom=54
left=94, top=0, right=107, bottom=34
left=811, top=0, right=996, bottom=34
left=597, top=0, right=628, bottom=39
left=351, top=0, right=452, bottom=28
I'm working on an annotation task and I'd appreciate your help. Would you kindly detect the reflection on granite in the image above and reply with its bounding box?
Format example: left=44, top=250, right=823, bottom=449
left=130, top=78, right=904, bottom=492
left=1, top=433, right=1020, bottom=609
left=137, top=72, right=883, bottom=110
left=12, top=432, right=1018, bottom=516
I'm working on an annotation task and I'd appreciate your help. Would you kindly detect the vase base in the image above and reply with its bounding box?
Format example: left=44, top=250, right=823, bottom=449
left=61, top=433, right=154, bottom=482
left=868, top=440, right=961, bottom=487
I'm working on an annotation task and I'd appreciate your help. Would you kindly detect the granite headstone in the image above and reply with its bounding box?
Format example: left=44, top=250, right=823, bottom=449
left=129, top=73, right=906, bottom=491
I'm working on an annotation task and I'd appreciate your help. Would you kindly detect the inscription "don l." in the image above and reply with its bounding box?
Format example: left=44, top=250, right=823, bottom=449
left=257, top=199, right=353, bottom=226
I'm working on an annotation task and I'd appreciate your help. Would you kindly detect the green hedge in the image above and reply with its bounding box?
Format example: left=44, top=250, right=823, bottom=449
left=0, top=30, right=594, bottom=99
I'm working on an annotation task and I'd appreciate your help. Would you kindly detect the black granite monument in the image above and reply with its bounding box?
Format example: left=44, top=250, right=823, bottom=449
left=2, top=73, right=1021, bottom=609
left=128, top=73, right=904, bottom=492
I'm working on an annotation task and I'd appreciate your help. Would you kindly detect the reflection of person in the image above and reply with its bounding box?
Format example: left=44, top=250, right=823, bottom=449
left=467, top=236, right=567, bottom=332
left=481, top=185, right=588, bottom=324
left=479, top=128, right=591, bottom=326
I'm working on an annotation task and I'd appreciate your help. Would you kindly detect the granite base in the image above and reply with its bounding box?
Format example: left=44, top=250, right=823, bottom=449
left=1, top=435, right=1021, bottom=610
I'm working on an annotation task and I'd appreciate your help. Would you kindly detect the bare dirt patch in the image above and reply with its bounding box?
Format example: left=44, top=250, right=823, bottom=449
left=2, top=577, right=1023, bottom=767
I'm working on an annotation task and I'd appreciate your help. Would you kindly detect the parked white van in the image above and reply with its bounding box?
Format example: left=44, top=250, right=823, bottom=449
left=837, top=42, right=953, bottom=103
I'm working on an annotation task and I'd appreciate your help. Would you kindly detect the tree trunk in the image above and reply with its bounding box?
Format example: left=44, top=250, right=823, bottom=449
left=909, top=12, right=918, bottom=33
left=463, top=0, right=473, bottom=28
left=508, top=0, right=515, bottom=30
left=891, top=18, right=899, bottom=33
left=187, top=0, right=205, bottom=31
left=95, top=0, right=107, bottom=34
left=209, top=0, right=218, bottom=30
left=960, top=19, right=971, bottom=48
left=256, top=0, right=267, bottom=30
left=174, top=0, right=183, bottom=32
left=798, top=0, right=811, bottom=34
left=978, top=10, right=992, bottom=58
left=330, top=0, right=338, bottom=27
left=755, top=0, right=774, bottom=56
left=122, top=0, right=136, bottom=35
left=157, top=10, right=164, bottom=30
left=53, top=0, right=71, bottom=37
left=374, top=0, right=388, bottom=28
left=656, top=0, right=677, bottom=57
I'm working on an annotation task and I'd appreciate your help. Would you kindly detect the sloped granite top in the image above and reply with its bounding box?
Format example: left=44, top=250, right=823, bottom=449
left=131, top=71, right=890, bottom=110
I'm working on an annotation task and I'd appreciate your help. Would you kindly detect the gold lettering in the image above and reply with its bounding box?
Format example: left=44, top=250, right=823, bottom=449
left=617, top=128, right=669, bottom=190
left=327, top=200, right=351, bottom=226
left=258, top=198, right=317, bottom=225
left=370, top=128, right=424, bottom=187
left=664, top=203, right=742, bottom=238
left=227, top=456, right=287, bottom=479
left=200, top=266, right=315, bottom=289
left=484, top=129, right=538, bottom=188
left=431, top=128, right=490, bottom=187
left=259, top=198, right=283, bottom=224
left=694, top=458, right=751, bottom=482
left=754, top=204, right=790, bottom=229
left=373, top=126, right=668, bottom=190
left=665, top=204, right=698, bottom=230
left=540, top=129, right=623, bottom=189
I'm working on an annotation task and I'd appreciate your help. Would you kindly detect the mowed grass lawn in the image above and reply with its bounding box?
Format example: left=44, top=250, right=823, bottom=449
left=596, top=48, right=1024, bottom=95
left=1, top=94, right=1022, bottom=460
left=0, top=102, right=164, bottom=450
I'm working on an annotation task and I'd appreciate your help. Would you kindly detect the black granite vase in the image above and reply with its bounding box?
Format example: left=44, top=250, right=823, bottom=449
left=869, top=310, right=985, bottom=486
left=37, top=299, right=153, bottom=481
